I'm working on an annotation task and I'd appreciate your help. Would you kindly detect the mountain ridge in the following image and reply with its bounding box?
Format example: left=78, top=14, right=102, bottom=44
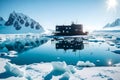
left=104, top=18, right=120, bottom=28
left=0, top=11, right=44, bottom=34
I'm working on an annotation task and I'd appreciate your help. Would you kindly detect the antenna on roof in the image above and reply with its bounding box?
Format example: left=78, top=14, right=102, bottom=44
left=71, top=21, right=74, bottom=25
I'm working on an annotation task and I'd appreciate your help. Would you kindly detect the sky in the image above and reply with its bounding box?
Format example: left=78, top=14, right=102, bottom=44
left=0, top=0, right=120, bottom=31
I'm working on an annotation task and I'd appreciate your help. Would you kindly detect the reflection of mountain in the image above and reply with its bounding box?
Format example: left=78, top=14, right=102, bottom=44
left=55, top=38, right=84, bottom=52
left=0, top=36, right=48, bottom=53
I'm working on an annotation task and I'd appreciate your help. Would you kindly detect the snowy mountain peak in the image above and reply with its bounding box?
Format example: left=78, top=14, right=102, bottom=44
left=0, top=11, right=44, bottom=34
left=0, top=17, right=4, bottom=21
left=104, top=18, right=120, bottom=28
left=104, top=23, right=110, bottom=28
left=0, top=17, right=5, bottom=26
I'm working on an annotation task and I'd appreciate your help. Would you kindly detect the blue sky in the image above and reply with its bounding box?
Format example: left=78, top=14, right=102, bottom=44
left=0, top=0, right=120, bottom=31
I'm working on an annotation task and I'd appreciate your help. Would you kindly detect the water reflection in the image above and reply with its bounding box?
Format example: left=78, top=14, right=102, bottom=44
left=54, top=37, right=84, bottom=52
left=0, top=36, right=49, bottom=55
left=10, top=38, right=48, bottom=52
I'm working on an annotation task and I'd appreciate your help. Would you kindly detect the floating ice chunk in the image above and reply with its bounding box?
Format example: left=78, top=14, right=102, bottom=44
left=7, top=50, right=18, bottom=57
left=104, top=35, right=112, bottom=38
left=51, top=75, right=61, bottom=80
left=0, top=58, right=9, bottom=73
left=51, top=72, right=71, bottom=80
left=67, top=65, right=76, bottom=73
left=57, top=57, right=60, bottom=59
left=52, top=61, right=67, bottom=72
left=96, top=60, right=100, bottom=63
left=0, top=52, right=7, bottom=56
left=76, top=61, right=95, bottom=67
left=4, top=62, right=25, bottom=77
left=116, top=45, right=120, bottom=48
left=59, top=72, right=70, bottom=80
left=8, top=51, right=18, bottom=55
left=113, top=63, right=120, bottom=67
left=0, top=36, right=6, bottom=42
left=0, top=51, right=18, bottom=57
left=107, top=41, right=115, bottom=46
left=51, top=61, right=76, bottom=74
left=88, top=38, right=105, bottom=42
left=7, top=54, right=18, bottom=57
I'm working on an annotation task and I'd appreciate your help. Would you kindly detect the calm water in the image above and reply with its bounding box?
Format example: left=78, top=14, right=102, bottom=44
left=7, top=36, right=120, bottom=66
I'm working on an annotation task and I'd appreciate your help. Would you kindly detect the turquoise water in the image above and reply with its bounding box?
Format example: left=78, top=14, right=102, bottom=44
left=8, top=37, right=120, bottom=66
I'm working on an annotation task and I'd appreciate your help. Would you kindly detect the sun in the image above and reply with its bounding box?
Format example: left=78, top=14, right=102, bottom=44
left=107, top=0, right=118, bottom=10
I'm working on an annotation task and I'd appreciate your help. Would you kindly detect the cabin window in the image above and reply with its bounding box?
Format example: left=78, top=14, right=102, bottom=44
left=75, top=29, right=78, bottom=31
left=66, top=31, right=69, bottom=33
left=56, top=27, right=59, bottom=30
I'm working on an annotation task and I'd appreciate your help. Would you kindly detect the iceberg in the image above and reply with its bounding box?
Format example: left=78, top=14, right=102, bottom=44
left=76, top=61, right=95, bottom=67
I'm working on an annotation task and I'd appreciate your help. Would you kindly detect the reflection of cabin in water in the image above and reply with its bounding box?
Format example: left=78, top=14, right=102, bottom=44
left=55, top=23, right=88, bottom=36
left=56, top=38, right=84, bottom=52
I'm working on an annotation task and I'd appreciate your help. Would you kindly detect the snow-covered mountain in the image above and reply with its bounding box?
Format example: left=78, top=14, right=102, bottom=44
left=0, top=17, right=5, bottom=26
left=0, top=11, right=44, bottom=34
left=104, top=18, right=120, bottom=28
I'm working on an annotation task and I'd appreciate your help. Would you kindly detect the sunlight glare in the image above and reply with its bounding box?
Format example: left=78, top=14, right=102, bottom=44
left=108, top=60, right=112, bottom=66
left=107, top=0, right=118, bottom=10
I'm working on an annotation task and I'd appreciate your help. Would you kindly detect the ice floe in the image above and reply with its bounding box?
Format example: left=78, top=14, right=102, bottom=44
left=76, top=61, right=95, bottom=67
left=88, top=38, right=105, bottom=42
left=113, top=63, right=120, bottom=67
left=0, top=58, right=9, bottom=73
left=0, top=50, right=18, bottom=57
left=4, top=62, right=25, bottom=77
left=0, top=58, right=120, bottom=80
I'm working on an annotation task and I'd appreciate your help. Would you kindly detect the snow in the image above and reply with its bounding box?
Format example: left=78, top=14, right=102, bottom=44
left=0, top=58, right=9, bottom=73
left=4, top=62, right=25, bottom=77
left=0, top=77, right=26, bottom=80
left=0, top=58, right=120, bottom=80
